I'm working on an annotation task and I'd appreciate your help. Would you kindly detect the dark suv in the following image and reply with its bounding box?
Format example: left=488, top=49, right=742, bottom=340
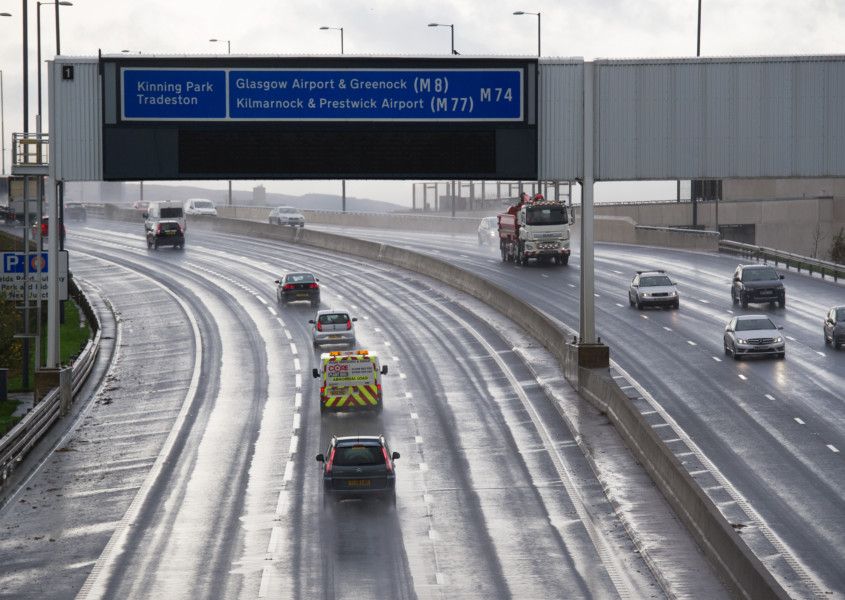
left=316, top=435, right=399, bottom=507
left=275, top=272, right=320, bottom=307
left=147, top=220, right=184, bottom=250
left=731, top=264, right=785, bottom=308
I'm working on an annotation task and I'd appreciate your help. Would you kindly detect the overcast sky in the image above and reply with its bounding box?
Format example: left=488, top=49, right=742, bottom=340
left=2, top=0, right=844, bottom=205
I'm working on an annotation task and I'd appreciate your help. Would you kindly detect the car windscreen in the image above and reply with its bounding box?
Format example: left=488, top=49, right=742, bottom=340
left=837, top=308, right=845, bottom=322
left=741, top=268, right=778, bottom=282
left=333, top=445, right=385, bottom=466
left=286, top=273, right=315, bottom=284
left=525, top=206, right=567, bottom=225
left=735, top=318, right=775, bottom=331
left=319, top=313, right=349, bottom=325
left=194, top=201, right=213, bottom=209
left=160, top=207, right=183, bottom=218
left=280, top=207, right=299, bottom=213
left=639, top=276, right=672, bottom=287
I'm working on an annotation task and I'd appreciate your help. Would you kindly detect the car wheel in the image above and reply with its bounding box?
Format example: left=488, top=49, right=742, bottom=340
left=778, top=296, right=786, bottom=308
left=824, top=332, right=830, bottom=345
left=835, top=341, right=842, bottom=350
left=731, top=289, right=738, bottom=305
left=732, top=344, right=741, bottom=360
left=673, top=300, right=680, bottom=310
left=560, top=255, right=569, bottom=266
left=629, top=294, right=635, bottom=307
left=153, top=241, right=158, bottom=250
left=740, top=293, right=748, bottom=308
left=724, top=341, right=730, bottom=356
left=635, top=297, right=642, bottom=310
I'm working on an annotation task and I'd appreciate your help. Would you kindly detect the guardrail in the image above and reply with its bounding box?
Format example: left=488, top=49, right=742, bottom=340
left=719, top=239, right=844, bottom=282
left=0, top=277, right=101, bottom=484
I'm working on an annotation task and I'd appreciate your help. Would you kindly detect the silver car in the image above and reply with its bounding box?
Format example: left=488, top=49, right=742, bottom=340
left=724, top=315, right=785, bottom=360
left=823, top=306, right=845, bottom=350
left=269, top=206, right=305, bottom=227
left=477, top=216, right=498, bottom=246
left=628, top=270, right=679, bottom=309
left=310, top=309, right=357, bottom=348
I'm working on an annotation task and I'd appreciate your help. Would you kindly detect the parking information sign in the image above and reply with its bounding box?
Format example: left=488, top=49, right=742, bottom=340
left=1, top=251, right=69, bottom=301
left=122, top=68, right=523, bottom=121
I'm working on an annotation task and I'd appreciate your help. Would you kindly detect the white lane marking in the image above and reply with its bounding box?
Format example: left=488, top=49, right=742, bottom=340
left=374, top=327, right=382, bottom=332
left=419, top=462, right=429, bottom=472
left=435, top=573, right=448, bottom=585
left=267, top=307, right=277, bottom=316
left=615, top=303, right=624, bottom=308
left=293, top=358, right=301, bottom=372
left=363, top=315, right=370, bottom=320
left=258, top=567, right=271, bottom=597
left=289, top=435, right=299, bottom=455
left=276, top=317, right=284, bottom=326
left=815, top=351, right=826, bottom=357
left=640, top=314, right=649, bottom=320
left=284, top=329, right=292, bottom=341
left=712, top=356, right=722, bottom=362
left=612, top=270, right=624, bottom=275
left=290, top=343, right=298, bottom=355
left=292, top=413, right=301, bottom=431
left=294, top=393, right=302, bottom=409
left=415, top=436, right=424, bottom=444
left=541, top=274, right=549, bottom=278
left=384, top=341, right=392, bottom=347
left=405, top=392, right=413, bottom=399
left=827, top=445, right=840, bottom=454
left=794, top=417, right=805, bottom=425
left=568, top=283, right=576, bottom=288
left=393, top=355, right=400, bottom=361
left=295, top=374, right=302, bottom=388
left=410, top=412, right=419, bottom=420
left=698, top=299, right=710, bottom=304
left=257, top=296, right=268, bottom=305
left=765, top=394, right=775, bottom=401
left=663, top=326, right=672, bottom=332
left=594, top=293, right=600, bottom=298
left=726, top=309, right=734, bottom=314
left=284, top=460, right=295, bottom=481
left=399, top=372, right=407, bottom=379
left=267, top=526, right=281, bottom=555
left=686, top=340, right=697, bottom=346
left=786, top=335, right=796, bottom=341
left=738, top=374, right=748, bottom=381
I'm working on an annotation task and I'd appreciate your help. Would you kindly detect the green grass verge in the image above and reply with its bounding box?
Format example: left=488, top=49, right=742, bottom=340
left=4, top=300, right=91, bottom=393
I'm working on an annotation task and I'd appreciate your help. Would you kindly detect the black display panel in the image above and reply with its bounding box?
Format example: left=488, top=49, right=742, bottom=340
left=101, top=56, right=538, bottom=181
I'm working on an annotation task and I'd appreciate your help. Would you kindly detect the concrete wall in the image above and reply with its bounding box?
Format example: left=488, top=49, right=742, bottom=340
left=580, top=197, right=844, bottom=259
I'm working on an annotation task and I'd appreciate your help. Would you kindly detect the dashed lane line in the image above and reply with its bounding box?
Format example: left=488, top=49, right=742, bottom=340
left=827, top=445, right=840, bottom=454
left=765, top=394, right=775, bottom=401
left=794, top=418, right=805, bottom=425
left=738, top=374, right=748, bottom=381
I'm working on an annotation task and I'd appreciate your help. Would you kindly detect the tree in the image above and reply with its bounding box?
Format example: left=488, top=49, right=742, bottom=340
left=0, top=293, right=22, bottom=374
left=830, top=227, right=845, bottom=265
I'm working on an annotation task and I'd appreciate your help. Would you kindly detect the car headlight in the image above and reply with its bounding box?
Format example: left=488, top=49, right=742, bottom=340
left=736, top=338, right=747, bottom=344
left=641, top=292, right=651, bottom=297
left=774, top=337, right=783, bottom=343
left=670, top=291, right=678, bottom=297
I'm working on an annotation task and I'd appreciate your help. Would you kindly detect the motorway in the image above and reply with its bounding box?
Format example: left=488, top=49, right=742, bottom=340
left=0, top=218, right=735, bottom=599
left=310, top=222, right=845, bottom=598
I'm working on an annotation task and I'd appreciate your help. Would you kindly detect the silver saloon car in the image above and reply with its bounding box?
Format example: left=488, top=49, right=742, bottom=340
left=310, top=309, right=357, bottom=348
left=724, top=315, right=785, bottom=360
left=823, top=306, right=845, bottom=350
left=628, top=270, right=680, bottom=309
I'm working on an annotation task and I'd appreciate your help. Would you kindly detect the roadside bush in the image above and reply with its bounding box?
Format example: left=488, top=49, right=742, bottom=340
left=0, top=293, right=22, bottom=373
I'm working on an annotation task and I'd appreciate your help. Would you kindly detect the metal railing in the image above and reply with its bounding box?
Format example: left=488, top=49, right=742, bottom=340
left=719, top=239, right=844, bottom=282
left=11, top=132, right=50, bottom=168
left=0, top=277, right=101, bottom=484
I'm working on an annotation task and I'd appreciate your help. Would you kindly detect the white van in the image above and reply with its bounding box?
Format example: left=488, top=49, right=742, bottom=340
left=144, top=201, right=186, bottom=233
left=184, top=198, right=218, bottom=216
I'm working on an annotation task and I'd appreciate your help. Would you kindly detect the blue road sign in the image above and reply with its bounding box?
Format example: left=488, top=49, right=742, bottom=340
left=121, top=68, right=523, bottom=122
left=2, top=252, right=49, bottom=273
left=122, top=69, right=227, bottom=120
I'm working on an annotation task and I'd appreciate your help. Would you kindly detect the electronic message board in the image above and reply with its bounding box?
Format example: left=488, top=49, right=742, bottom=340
left=102, top=57, right=537, bottom=181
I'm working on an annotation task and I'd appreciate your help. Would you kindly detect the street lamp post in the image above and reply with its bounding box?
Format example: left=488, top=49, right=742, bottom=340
left=210, top=38, right=233, bottom=206
left=320, top=26, right=346, bottom=211
left=0, top=69, right=5, bottom=175
left=319, top=26, right=344, bottom=54
left=428, top=23, right=456, bottom=55
left=37, top=2, right=73, bottom=133
left=209, top=38, right=230, bottom=54
left=513, top=11, right=541, bottom=57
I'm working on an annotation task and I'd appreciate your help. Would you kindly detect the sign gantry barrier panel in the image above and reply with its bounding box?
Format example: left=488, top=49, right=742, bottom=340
left=99, top=57, right=539, bottom=181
